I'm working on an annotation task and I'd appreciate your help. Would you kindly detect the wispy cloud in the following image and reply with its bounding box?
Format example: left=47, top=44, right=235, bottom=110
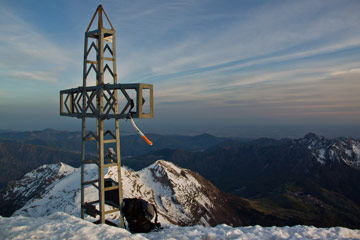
left=7, top=71, right=58, bottom=83
left=0, top=8, right=76, bottom=83
left=154, top=59, right=360, bottom=126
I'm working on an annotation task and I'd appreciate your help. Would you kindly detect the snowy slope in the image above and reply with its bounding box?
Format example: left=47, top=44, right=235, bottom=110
left=0, top=162, right=76, bottom=217
left=11, top=163, right=98, bottom=217
left=1, top=212, right=360, bottom=240
left=3, top=162, right=75, bottom=202
left=11, top=160, right=242, bottom=226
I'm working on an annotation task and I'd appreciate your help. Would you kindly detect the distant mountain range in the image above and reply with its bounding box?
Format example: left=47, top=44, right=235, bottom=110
left=0, top=129, right=230, bottom=188
left=0, top=129, right=231, bottom=156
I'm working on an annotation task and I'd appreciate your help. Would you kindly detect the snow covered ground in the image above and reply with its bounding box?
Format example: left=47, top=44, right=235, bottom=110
left=1, top=212, right=359, bottom=240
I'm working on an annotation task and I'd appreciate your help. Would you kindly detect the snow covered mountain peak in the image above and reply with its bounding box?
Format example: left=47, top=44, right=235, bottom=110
left=112, top=159, right=240, bottom=226
left=0, top=162, right=76, bottom=217
left=4, top=160, right=243, bottom=227
left=149, top=160, right=184, bottom=176
left=145, top=160, right=203, bottom=190
left=3, top=162, right=75, bottom=201
left=294, top=133, right=360, bottom=168
left=138, top=160, right=216, bottom=226
left=22, top=162, right=74, bottom=181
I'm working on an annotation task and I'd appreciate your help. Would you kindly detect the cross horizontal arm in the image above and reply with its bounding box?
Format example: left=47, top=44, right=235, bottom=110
left=60, top=83, right=153, bottom=119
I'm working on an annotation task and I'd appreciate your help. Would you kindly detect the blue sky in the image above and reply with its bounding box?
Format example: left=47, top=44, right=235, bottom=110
left=0, top=0, right=359, bottom=138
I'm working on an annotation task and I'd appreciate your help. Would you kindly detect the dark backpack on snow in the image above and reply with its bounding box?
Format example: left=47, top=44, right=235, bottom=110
left=122, top=198, right=161, bottom=233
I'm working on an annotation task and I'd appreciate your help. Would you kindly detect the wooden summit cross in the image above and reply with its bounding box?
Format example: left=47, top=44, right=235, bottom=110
left=59, top=5, right=154, bottom=227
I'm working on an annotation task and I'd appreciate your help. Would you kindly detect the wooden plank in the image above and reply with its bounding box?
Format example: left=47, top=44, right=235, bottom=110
left=112, top=31, right=124, bottom=228
left=82, top=179, right=98, bottom=186
left=105, top=208, right=120, bottom=215
left=98, top=32, right=105, bottom=223
left=150, top=85, right=154, bottom=118
left=84, top=136, right=96, bottom=141
left=60, top=94, right=63, bottom=114
left=82, top=159, right=98, bottom=164
left=104, top=185, right=118, bottom=192
left=103, top=57, right=113, bottom=61
left=86, top=60, right=97, bottom=64
left=70, top=93, right=74, bottom=113
left=104, top=163, right=117, bottom=168
left=137, top=83, right=142, bottom=117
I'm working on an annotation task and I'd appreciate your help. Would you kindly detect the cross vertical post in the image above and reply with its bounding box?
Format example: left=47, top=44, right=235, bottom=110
left=60, top=5, right=154, bottom=227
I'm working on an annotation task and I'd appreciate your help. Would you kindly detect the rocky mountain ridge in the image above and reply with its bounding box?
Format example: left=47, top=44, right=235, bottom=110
left=295, top=133, right=360, bottom=168
left=1, top=161, right=249, bottom=227
left=0, top=162, right=75, bottom=217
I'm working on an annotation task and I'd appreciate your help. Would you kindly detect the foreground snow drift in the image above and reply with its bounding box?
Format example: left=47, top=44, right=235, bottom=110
left=1, top=212, right=360, bottom=240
